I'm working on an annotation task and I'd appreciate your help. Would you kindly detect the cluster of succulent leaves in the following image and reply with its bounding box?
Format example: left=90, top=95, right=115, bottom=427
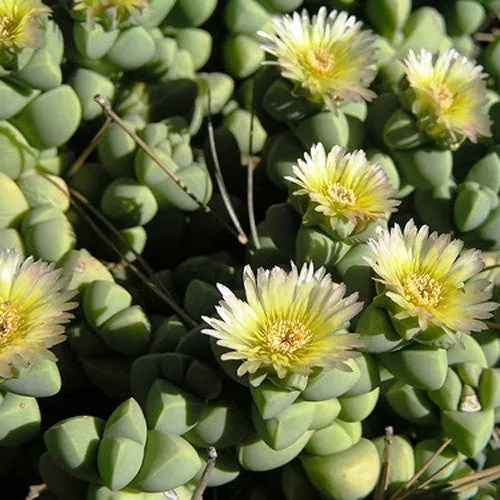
left=0, top=0, right=500, bottom=499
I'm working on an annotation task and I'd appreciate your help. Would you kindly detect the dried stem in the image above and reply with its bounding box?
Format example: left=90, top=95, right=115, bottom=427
left=93, top=95, right=246, bottom=246
left=485, top=320, right=500, bottom=330
left=451, top=471, right=500, bottom=493
left=202, top=76, right=249, bottom=246
left=375, top=426, right=393, bottom=500
left=69, top=188, right=179, bottom=302
left=65, top=117, right=112, bottom=178
left=69, top=193, right=197, bottom=328
left=414, top=457, right=458, bottom=491
left=192, top=447, right=218, bottom=500
left=390, top=439, right=452, bottom=500
left=482, top=263, right=500, bottom=272
left=475, top=29, right=500, bottom=42
left=447, top=464, right=500, bottom=490
left=246, top=80, right=260, bottom=250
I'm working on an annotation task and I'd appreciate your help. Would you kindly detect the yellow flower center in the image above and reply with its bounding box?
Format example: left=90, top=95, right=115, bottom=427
left=0, top=301, right=20, bottom=347
left=306, top=48, right=335, bottom=77
left=327, top=182, right=357, bottom=208
left=266, top=319, right=311, bottom=355
left=403, top=272, right=443, bottom=309
left=433, top=84, right=454, bottom=111
left=0, top=14, right=18, bottom=43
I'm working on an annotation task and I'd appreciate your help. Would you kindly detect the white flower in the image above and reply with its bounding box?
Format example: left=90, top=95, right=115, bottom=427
left=286, top=143, right=399, bottom=233
left=366, top=221, right=497, bottom=338
left=259, top=7, right=376, bottom=110
left=203, top=263, right=363, bottom=379
left=0, top=249, right=76, bottom=378
left=403, top=48, right=492, bottom=149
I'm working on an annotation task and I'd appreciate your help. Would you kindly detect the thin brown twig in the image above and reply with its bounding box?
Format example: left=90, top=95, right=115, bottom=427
left=482, top=263, right=500, bottom=272
left=65, top=117, right=112, bottom=178
left=485, top=320, right=500, bottom=330
left=192, top=447, right=218, bottom=500
left=414, top=457, right=458, bottom=491
left=47, top=172, right=181, bottom=314
left=202, top=76, right=249, bottom=246
left=94, top=95, right=246, bottom=246
left=246, top=79, right=260, bottom=250
left=451, top=469, right=500, bottom=493
left=69, top=194, right=197, bottom=328
left=390, top=439, right=452, bottom=500
left=447, top=464, right=500, bottom=489
left=375, top=426, right=394, bottom=500
left=69, top=188, right=175, bottom=300
left=474, top=29, right=500, bottom=42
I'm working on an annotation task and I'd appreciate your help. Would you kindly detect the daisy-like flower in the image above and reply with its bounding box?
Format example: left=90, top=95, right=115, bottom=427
left=0, top=0, right=50, bottom=53
left=366, top=221, right=497, bottom=340
left=0, top=249, right=77, bottom=378
left=73, top=0, right=148, bottom=28
left=286, top=143, right=400, bottom=236
left=202, top=262, right=364, bottom=380
left=403, top=48, right=492, bottom=150
left=259, top=7, right=377, bottom=111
